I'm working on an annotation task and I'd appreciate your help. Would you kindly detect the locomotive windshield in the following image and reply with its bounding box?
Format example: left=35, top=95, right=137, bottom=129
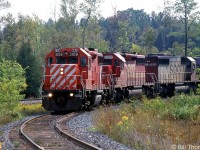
left=103, top=59, right=112, bottom=65
left=56, top=57, right=78, bottom=64
left=136, top=58, right=145, bottom=64
left=69, top=57, right=78, bottom=64
left=56, top=57, right=66, bottom=64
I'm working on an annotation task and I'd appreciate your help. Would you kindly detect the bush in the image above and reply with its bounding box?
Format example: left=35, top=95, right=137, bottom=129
left=168, top=94, right=200, bottom=120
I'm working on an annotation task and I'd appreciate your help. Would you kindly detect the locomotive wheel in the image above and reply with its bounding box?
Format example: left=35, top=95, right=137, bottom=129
left=115, top=89, right=124, bottom=103
left=100, top=95, right=107, bottom=106
left=145, top=87, right=155, bottom=98
left=167, top=86, right=175, bottom=97
left=166, top=89, right=174, bottom=97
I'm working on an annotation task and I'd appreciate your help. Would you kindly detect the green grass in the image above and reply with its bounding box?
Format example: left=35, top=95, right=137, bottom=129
left=0, top=103, right=46, bottom=127
left=92, top=94, right=200, bottom=150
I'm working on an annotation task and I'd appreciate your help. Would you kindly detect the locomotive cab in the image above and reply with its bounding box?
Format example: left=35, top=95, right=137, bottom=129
left=184, top=57, right=197, bottom=81
left=102, top=52, right=126, bottom=87
left=102, top=52, right=127, bottom=102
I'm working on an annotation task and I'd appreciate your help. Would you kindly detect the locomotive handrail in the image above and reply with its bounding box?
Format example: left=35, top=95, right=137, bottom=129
left=103, top=74, right=111, bottom=86
left=106, top=74, right=112, bottom=91
left=146, top=73, right=158, bottom=83
left=40, top=67, right=46, bottom=89
left=102, top=73, right=115, bottom=94
left=80, top=71, right=87, bottom=99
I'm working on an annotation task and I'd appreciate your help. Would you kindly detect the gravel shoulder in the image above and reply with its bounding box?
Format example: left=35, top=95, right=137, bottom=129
left=66, top=111, right=133, bottom=150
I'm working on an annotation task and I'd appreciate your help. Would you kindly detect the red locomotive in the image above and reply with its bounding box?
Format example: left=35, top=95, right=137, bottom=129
left=42, top=48, right=105, bottom=111
left=42, top=48, right=200, bottom=111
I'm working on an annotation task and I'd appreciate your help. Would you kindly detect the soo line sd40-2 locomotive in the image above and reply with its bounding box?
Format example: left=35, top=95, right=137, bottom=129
left=42, top=48, right=200, bottom=111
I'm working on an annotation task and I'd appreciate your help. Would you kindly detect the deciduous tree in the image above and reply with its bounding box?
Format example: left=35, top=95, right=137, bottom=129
left=0, top=59, right=26, bottom=113
left=0, top=0, right=10, bottom=10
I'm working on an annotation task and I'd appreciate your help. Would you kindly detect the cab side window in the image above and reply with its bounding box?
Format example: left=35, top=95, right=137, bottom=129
left=81, top=57, right=87, bottom=67
left=47, top=57, right=53, bottom=67
left=114, top=59, right=119, bottom=67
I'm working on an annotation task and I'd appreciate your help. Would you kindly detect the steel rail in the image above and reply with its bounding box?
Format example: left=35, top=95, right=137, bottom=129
left=20, top=98, right=42, bottom=101
left=55, top=114, right=102, bottom=150
left=19, top=114, right=49, bottom=150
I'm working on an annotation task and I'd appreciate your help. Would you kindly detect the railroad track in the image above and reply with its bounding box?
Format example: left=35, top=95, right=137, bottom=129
left=19, top=98, right=42, bottom=104
left=19, top=113, right=102, bottom=150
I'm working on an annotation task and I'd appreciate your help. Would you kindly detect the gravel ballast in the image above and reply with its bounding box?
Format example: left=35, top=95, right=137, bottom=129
left=0, top=116, right=36, bottom=150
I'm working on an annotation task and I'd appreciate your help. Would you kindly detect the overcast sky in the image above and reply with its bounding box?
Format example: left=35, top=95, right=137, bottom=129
left=1, top=0, right=164, bottom=21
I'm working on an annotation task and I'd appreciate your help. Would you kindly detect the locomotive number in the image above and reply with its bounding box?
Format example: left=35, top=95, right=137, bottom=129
left=55, top=49, right=65, bottom=56
left=55, top=52, right=64, bottom=56
left=69, top=49, right=78, bottom=56
left=104, top=55, right=113, bottom=59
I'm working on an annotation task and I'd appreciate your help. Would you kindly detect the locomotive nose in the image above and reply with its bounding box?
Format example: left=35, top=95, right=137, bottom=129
left=50, top=64, right=79, bottom=90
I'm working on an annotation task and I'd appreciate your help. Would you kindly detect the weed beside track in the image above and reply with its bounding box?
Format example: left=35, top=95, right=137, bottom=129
left=92, top=94, right=200, bottom=150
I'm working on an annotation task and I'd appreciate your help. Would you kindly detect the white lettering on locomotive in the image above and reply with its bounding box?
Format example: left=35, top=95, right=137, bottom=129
left=104, top=55, right=113, bottom=59
left=55, top=52, right=64, bottom=56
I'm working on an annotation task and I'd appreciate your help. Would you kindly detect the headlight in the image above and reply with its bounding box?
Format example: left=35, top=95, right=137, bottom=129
left=69, top=93, right=74, bottom=97
left=60, top=68, right=64, bottom=75
left=48, top=93, right=53, bottom=97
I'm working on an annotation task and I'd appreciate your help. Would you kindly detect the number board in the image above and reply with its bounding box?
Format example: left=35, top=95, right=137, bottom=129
left=54, top=49, right=66, bottom=56
left=54, top=49, right=78, bottom=57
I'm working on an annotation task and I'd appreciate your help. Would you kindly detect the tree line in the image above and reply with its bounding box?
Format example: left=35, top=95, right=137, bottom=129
left=0, top=0, right=200, bottom=104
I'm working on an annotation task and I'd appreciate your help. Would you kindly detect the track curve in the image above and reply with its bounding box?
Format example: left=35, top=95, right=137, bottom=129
left=19, top=113, right=102, bottom=150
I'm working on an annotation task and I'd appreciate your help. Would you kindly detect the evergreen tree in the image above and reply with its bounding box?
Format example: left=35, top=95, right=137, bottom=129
left=17, top=41, right=42, bottom=97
